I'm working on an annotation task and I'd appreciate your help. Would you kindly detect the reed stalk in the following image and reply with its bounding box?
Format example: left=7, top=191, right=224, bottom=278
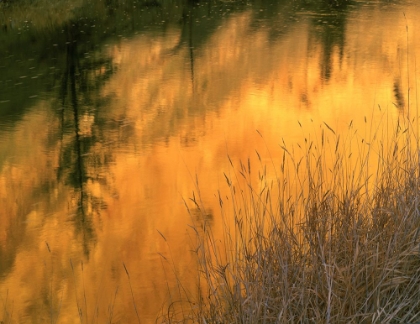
left=165, top=113, right=420, bottom=323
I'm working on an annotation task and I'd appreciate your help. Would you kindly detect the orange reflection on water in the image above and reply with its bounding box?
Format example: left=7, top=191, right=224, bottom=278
left=0, top=2, right=419, bottom=323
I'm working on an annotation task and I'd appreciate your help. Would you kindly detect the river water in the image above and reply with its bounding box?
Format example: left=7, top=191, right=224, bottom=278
left=0, top=0, right=419, bottom=322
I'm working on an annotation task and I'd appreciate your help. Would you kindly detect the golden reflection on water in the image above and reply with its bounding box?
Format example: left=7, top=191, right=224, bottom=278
left=1, top=2, right=420, bottom=323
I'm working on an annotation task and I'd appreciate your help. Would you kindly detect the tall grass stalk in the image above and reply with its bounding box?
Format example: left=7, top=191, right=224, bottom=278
left=123, top=262, right=141, bottom=324
left=107, top=285, right=119, bottom=324
left=166, top=113, right=420, bottom=323
left=157, top=228, right=201, bottom=323
left=70, top=259, right=84, bottom=324
left=1, top=290, right=12, bottom=324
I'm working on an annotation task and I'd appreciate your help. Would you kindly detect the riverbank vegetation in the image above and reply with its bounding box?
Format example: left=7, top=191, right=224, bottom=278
left=164, top=113, right=420, bottom=323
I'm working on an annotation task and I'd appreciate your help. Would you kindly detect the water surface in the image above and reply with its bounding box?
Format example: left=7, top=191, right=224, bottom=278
left=0, top=0, right=419, bottom=322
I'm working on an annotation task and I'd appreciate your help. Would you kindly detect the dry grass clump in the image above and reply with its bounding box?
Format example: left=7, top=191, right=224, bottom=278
left=165, top=115, right=420, bottom=323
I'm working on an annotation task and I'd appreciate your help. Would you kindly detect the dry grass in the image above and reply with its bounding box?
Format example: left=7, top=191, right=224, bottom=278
left=163, top=113, right=420, bottom=323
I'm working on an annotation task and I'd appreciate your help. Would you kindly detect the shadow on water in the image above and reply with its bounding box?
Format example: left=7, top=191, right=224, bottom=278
left=302, top=0, right=354, bottom=82
left=0, top=0, right=359, bottom=269
left=1, top=0, right=394, bottom=321
left=58, top=22, right=97, bottom=257
left=0, top=0, right=356, bottom=123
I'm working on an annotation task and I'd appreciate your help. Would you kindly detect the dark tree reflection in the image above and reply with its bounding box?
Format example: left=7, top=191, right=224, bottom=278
left=300, top=0, right=354, bottom=82
left=57, top=21, right=116, bottom=257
